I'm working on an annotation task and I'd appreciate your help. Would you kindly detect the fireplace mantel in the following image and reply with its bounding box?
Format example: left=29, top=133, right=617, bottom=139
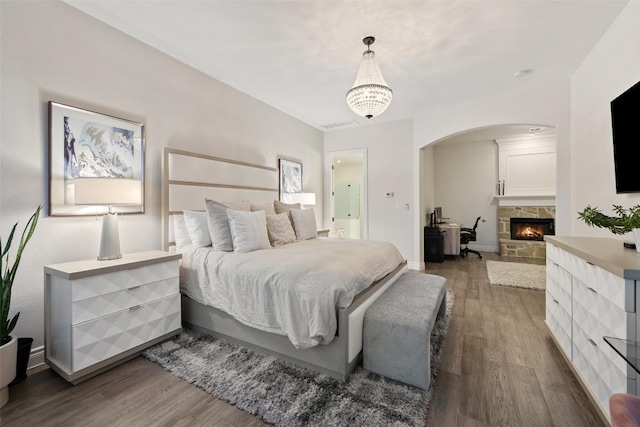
left=494, top=194, right=556, bottom=207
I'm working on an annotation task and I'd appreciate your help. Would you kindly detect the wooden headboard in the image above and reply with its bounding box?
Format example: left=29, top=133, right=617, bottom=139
left=162, top=147, right=279, bottom=250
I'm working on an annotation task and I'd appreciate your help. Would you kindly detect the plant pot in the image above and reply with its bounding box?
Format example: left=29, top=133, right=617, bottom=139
left=9, top=337, right=33, bottom=386
left=0, top=335, right=17, bottom=408
left=634, top=229, right=640, bottom=253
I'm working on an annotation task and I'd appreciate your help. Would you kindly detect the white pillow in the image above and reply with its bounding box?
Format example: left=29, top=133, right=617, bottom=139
left=204, top=199, right=250, bottom=251
left=290, top=208, right=317, bottom=240
left=251, top=201, right=276, bottom=216
left=227, top=209, right=271, bottom=254
left=183, top=210, right=211, bottom=247
left=172, top=215, right=192, bottom=250
left=266, top=213, right=296, bottom=247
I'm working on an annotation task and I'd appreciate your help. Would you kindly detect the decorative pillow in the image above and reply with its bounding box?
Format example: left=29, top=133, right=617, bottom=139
left=204, top=199, right=250, bottom=251
left=227, top=209, right=271, bottom=254
left=183, top=210, right=211, bottom=247
left=172, top=215, right=192, bottom=250
left=251, top=202, right=276, bottom=216
left=274, top=200, right=301, bottom=215
left=274, top=200, right=301, bottom=227
left=290, top=208, right=318, bottom=241
left=266, top=213, right=296, bottom=247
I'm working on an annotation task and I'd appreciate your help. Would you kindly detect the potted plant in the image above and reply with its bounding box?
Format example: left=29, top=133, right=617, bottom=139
left=0, top=206, right=40, bottom=408
left=578, top=204, right=640, bottom=251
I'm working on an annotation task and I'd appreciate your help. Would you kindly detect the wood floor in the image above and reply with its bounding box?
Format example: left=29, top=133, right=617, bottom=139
left=1, top=253, right=603, bottom=426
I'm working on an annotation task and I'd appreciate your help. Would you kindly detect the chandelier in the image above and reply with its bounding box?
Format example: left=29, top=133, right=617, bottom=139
left=346, top=36, right=393, bottom=119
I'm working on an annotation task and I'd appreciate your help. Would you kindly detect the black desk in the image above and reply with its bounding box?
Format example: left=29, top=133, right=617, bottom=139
left=424, top=226, right=444, bottom=263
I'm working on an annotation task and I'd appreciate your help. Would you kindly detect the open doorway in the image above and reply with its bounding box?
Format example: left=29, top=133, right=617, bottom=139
left=325, top=148, right=367, bottom=239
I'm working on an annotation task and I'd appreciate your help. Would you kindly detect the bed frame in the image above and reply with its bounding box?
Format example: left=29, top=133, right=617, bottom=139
left=162, top=147, right=407, bottom=380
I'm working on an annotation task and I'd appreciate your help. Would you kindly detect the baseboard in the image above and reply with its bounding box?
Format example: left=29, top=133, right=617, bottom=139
left=28, top=345, right=45, bottom=369
left=408, top=261, right=425, bottom=271
left=468, top=244, right=498, bottom=252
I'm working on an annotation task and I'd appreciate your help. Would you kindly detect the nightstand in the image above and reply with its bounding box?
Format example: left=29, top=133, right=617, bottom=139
left=44, top=250, right=182, bottom=384
left=317, top=229, right=330, bottom=237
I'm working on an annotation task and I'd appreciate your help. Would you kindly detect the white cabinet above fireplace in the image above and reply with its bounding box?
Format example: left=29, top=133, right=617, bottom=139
left=497, top=136, right=556, bottom=199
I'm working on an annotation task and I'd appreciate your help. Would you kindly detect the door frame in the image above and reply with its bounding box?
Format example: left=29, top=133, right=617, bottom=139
left=324, top=148, right=368, bottom=238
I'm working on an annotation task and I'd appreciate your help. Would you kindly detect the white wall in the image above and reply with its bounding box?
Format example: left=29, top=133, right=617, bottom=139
left=421, top=145, right=436, bottom=225
left=433, top=141, right=498, bottom=251
left=412, top=81, right=571, bottom=265
left=571, top=1, right=640, bottom=240
left=324, top=120, right=415, bottom=265
left=0, top=1, right=323, bottom=365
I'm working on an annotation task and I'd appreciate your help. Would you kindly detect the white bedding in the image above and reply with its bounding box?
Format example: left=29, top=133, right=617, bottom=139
left=179, top=238, right=404, bottom=349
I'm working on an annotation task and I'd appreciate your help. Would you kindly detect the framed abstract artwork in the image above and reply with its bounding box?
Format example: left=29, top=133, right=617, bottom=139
left=278, top=158, right=302, bottom=202
left=48, top=101, right=145, bottom=216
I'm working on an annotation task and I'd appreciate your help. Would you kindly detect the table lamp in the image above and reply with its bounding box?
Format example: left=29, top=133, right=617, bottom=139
left=286, top=192, right=316, bottom=208
left=74, top=178, right=142, bottom=260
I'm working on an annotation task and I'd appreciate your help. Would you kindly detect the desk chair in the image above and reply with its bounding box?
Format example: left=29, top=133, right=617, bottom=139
left=460, top=216, right=482, bottom=258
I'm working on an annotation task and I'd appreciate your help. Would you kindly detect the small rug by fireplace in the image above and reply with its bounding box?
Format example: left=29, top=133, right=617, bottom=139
left=144, top=291, right=454, bottom=427
left=486, top=261, right=546, bottom=290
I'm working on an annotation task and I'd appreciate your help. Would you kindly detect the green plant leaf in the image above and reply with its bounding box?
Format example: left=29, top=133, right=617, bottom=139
left=577, top=204, right=640, bottom=235
left=7, top=312, right=18, bottom=336
left=0, top=206, right=41, bottom=344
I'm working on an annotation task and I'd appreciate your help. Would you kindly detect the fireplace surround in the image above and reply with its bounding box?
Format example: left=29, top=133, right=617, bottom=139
left=499, top=206, right=555, bottom=259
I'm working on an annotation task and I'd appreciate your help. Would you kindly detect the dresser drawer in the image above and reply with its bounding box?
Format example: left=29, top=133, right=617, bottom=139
left=546, top=259, right=572, bottom=310
left=71, top=277, right=179, bottom=324
left=71, top=260, right=179, bottom=302
left=573, top=276, right=628, bottom=375
left=72, top=294, right=181, bottom=371
left=546, top=289, right=572, bottom=358
left=573, top=319, right=626, bottom=419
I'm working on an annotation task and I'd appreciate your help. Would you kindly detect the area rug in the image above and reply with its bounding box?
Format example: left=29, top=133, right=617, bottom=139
left=486, top=260, right=546, bottom=290
left=143, top=290, right=454, bottom=427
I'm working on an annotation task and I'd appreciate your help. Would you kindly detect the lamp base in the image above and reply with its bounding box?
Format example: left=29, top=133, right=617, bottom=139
left=97, top=254, right=123, bottom=261
left=98, top=213, right=122, bottom=261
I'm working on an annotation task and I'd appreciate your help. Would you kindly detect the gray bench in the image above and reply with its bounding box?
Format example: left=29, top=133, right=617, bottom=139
left=363, top=271, right=447, bottom=389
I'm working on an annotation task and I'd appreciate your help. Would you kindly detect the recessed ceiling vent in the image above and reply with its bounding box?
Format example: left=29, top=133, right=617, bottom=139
left=321, top=120, right=359, bottom=130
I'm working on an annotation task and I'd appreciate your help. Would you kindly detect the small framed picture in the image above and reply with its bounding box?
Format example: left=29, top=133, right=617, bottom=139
left=278, top=158, right=302, bottom=202
left=48, top=101, right=145, bottom=216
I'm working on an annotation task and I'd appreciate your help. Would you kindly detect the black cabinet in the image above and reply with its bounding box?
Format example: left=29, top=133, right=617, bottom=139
left=424, top=226, right=444, bottom=263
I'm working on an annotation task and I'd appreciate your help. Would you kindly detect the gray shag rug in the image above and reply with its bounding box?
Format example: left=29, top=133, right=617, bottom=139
left=144, top=290, right=454, bottom=427
left=486, top=260, right=546, bottom=290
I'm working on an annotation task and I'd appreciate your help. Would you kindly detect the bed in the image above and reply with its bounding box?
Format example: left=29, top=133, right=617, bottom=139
left=162, top=148, right=407, bottom=380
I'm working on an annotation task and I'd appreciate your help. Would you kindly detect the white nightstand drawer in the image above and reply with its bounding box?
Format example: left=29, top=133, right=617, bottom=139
left=71, top=277, right=179, bottom=324
left=72, top=294, right=181, bottom=371
left=71, top=260, right=179, bottom=302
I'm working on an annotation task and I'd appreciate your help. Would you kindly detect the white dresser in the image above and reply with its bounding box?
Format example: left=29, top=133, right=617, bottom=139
left=545, top=236, right=640, bottom=422
left=45, top=250, right=182, bottom=384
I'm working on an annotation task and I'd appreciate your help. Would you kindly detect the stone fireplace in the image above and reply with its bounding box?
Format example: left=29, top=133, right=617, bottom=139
left=499, top=206, right=555, bottom=259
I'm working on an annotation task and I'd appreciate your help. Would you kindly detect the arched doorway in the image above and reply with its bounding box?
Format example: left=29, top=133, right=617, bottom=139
left=420, top=124, right=556, bottom=259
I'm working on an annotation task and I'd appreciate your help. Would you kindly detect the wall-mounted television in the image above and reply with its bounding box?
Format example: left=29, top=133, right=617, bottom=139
left=611, top=80, right=640, bottom=193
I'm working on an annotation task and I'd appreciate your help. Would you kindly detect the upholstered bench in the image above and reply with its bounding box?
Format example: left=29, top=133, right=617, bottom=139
left=363, top=271, right=447, bottom=389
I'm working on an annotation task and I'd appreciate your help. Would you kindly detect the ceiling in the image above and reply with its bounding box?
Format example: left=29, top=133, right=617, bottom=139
left=65, top=1, right=627, bottom=133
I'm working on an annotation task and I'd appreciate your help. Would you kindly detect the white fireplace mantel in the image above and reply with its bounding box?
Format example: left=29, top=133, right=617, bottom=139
left=494, top=194, right=556, bottom=207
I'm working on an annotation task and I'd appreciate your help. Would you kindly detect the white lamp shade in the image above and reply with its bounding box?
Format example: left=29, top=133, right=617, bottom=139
left=74, top=178, right=142, bottom=206
left=286, top=192, right=316, bottom=206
